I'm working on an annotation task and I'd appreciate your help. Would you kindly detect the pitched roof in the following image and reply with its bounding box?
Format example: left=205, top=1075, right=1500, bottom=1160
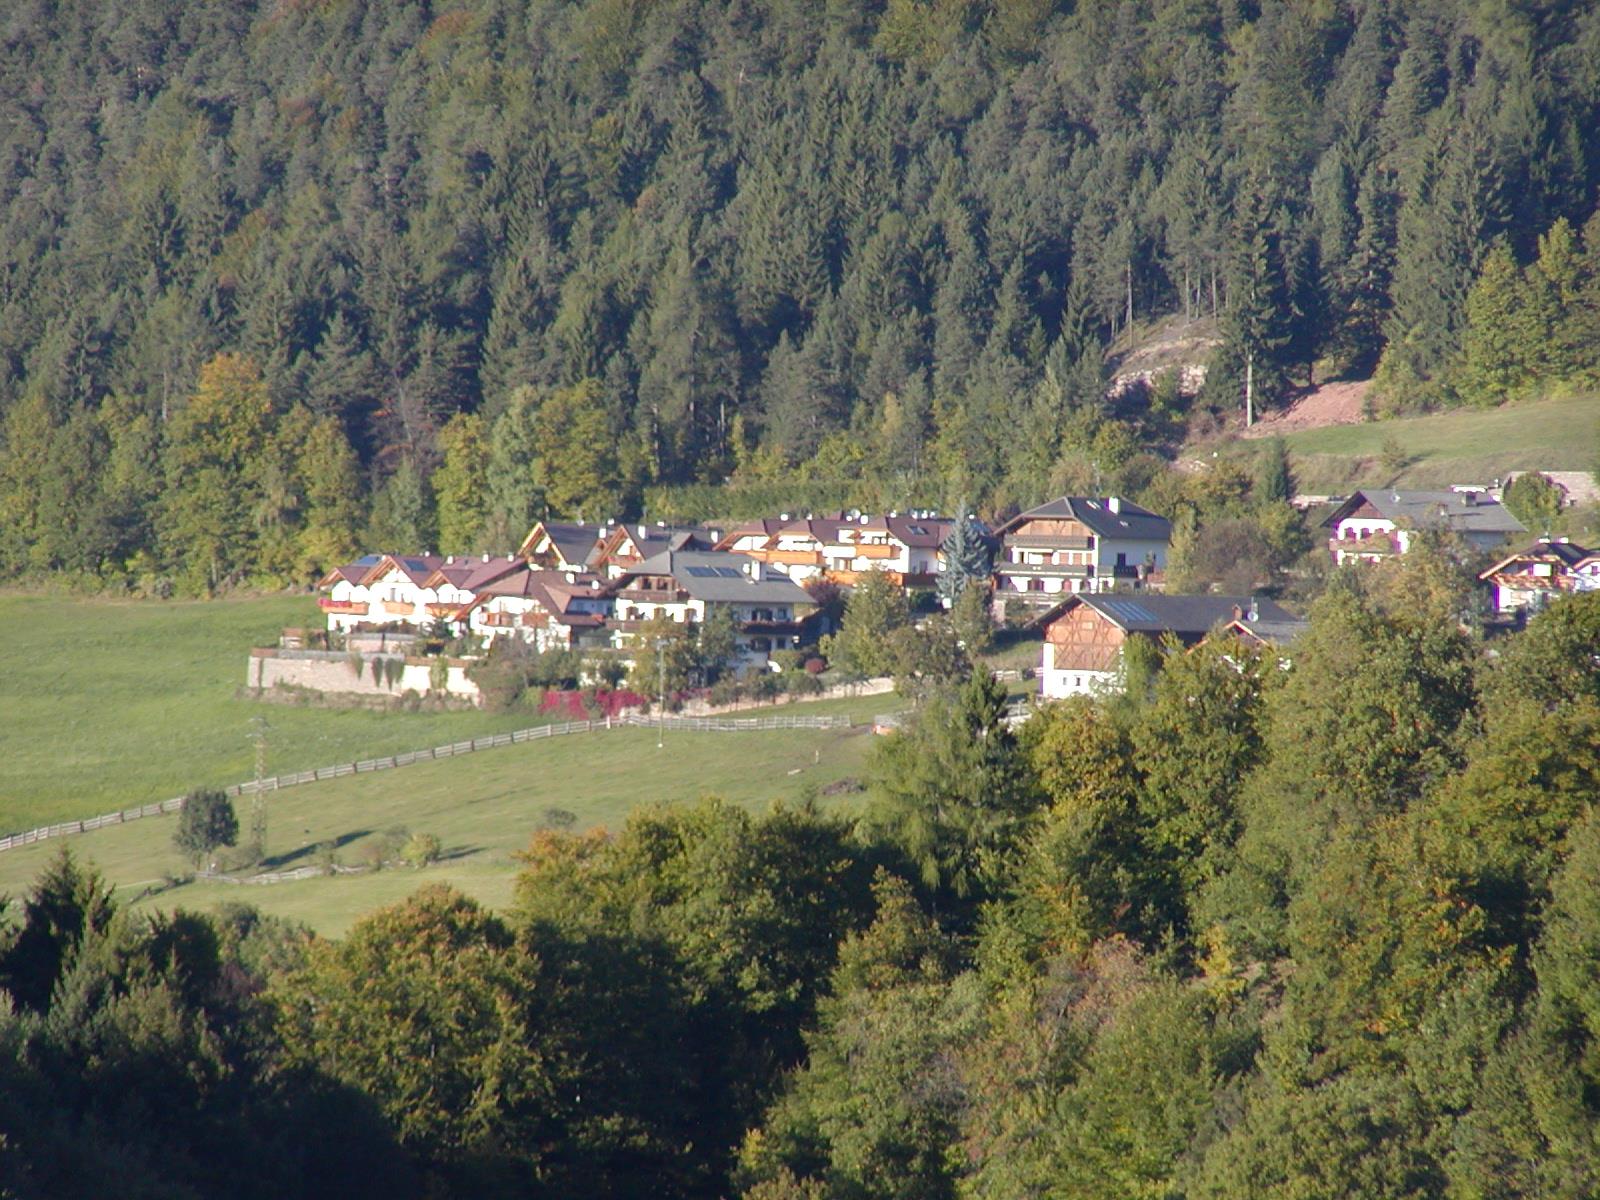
left=621, top=550, right=816, bottom=605
left=367, top=554, right=448, bottom=586
left=1479, top=538, right=1598, bottom=579
left=1060, top=593, right=1298, bottom=636
left=1225, top=616, right=1311, bottom=646
left=517, top=520, right=606, bottom=566
left=1324, top=490, right=1526, bottom=537
left=425, top=555, right=527, bottom=591
left=318, top=554, right=384, bottom=587
left=996, top=496, right=1171, bottom=542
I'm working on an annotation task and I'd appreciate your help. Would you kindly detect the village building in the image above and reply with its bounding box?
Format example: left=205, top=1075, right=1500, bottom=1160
left=992, top=496, right=1170, bottom=608
left=1322, top=489, right=1525, bottom=565
left=418, top=555, right=529, bottom=630
left=1036, top=593, right=1300, bottom=698
left=516, top=520, right=608, bottom=572
left=319, top=553, right=531, bottom=635
left=716, top=512, right=952, bottom=588
left=592, top=521, right=720, bottom=579
left=608, top=549, right=819, bottom=673
left=464, top=567, right=614, bottom=652
left=1478, top=537, right=1600, bottom=615
left=318, top=553, right=447, bottom=632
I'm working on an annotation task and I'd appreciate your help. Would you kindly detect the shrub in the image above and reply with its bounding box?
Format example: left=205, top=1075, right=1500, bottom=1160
left=401, top=832, right=442, bottom=869
left=540, top=807, right=577, bottom=830
left=786, top=670, right=824, bottom=697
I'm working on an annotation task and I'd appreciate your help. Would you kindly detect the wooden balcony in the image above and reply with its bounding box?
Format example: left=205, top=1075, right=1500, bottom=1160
left=1000, top=561, right=1091, bottom=578
left=379, top=600, right=417, bottom=617
left=318, top=599, right=368, bottom=615
left=1331, top=533, right=1399, bottom=557
left=854, top=543, right=899, bottom=560
left=1005, top=534, right=1094, bottom=551
left=753, top=548, right=825, bottom=566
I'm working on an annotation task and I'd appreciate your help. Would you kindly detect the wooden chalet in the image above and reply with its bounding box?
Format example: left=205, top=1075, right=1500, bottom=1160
left=1479, top=537, right=1600, bottom=615
left=1037, top=593, right=1298, bottom=698
left=992, top=496, right=1169, bottom=609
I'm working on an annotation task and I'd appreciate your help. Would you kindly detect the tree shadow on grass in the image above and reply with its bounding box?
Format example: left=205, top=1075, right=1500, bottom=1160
left=262, top=829, right=371, bottom=870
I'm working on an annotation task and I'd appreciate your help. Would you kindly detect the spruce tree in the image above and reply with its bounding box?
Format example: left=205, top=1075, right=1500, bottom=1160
left=937, top=509, right=994, bottom=605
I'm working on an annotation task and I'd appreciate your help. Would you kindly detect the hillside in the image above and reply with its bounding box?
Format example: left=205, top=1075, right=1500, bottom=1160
left=1270, top=393, right=1599, bottom=492
left=0, top=711, right=878, bottom=935
left=0, top=593, right=558, bottom=830
left=4, top=1, right=1600, bottom=588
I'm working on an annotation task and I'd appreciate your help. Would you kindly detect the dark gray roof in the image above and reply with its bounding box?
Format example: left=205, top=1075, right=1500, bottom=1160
left=1079, top=593, right=1297, bottom=635
left=625, top=550, right=815, bottom=605
left=1325, top=490, right=1526, bottom=537
left=1231, top=617, right=1311, bottom=645
left=540, top=522, right=605, bottom=566
left=999, top=496, right=1171, bottom=542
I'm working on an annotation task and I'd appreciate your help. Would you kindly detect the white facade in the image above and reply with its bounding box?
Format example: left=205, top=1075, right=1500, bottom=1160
left=1038, top=641, right=1117, bottom=698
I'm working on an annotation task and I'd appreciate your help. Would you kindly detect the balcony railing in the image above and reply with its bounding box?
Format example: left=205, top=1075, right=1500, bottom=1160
left=318, top=599, right=368, bottom=615
left=999, top=561, right=1092, bottom=577
left=1331, top=533, right=1399, bottom=557
left=1004, top=534, right=1094, bottom=551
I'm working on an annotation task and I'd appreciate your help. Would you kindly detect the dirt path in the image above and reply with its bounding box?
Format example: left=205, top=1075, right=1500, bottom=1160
left=1240, top=379, right=1371, bottom=437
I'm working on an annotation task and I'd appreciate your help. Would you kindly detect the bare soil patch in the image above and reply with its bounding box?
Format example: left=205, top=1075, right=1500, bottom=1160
left=1240, top=379, right=1371, bottom=438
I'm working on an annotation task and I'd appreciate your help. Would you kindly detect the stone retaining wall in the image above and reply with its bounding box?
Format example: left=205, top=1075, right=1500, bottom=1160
left=247, top=649, right=480, bottom=703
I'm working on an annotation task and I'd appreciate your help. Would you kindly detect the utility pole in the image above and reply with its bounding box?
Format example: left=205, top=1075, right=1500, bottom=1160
left=248, top=716, right=269, bottom=857
left=656, top=638, right=668, bottom=750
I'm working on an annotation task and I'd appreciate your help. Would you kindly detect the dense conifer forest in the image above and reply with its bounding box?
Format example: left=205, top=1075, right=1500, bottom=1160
left=3, top=0, right=1600, bottom=590
left=6, top=564, right=1600, bottom=1199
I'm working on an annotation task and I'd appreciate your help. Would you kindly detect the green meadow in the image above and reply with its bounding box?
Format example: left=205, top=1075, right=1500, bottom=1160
left=1277, top=393, right=1597, bottom=491
left=0, top=593, right=551, bottom=832
left=0, top=591, right=894, bottom=933
left=0, top=717, right=878, bottom=935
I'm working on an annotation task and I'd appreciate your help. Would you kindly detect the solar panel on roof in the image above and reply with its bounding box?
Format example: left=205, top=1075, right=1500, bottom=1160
left=715, top=567, right=743, bottom=577
left=686, top=566, right=716, bottom=577
left=1101, top=599, right=1155, bottom=623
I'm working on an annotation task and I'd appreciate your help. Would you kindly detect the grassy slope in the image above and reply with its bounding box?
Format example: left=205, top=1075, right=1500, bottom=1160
left=0, top=715, right=879, bottom=935
left=1276, top=393, right=1597, bottom=491
left=0, top=594, right=564, bottom=831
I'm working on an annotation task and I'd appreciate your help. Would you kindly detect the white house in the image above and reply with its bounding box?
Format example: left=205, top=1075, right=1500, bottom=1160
left=993, top=496, right=1170, bottom=609
left=464, top=567, right=614, bottom=651
left=608, top=549, right=818, bottom=673
left=717, top=512, right=952, bottom=588
left=1478, top=537, right=1600, bottom=615
left=318, top=553, right=446, bottom=632
left=1323, top=489, right=1525, bottom=565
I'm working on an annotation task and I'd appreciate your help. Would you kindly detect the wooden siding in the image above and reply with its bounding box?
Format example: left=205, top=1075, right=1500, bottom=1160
left=1043, top=603, right=1125, bottom=672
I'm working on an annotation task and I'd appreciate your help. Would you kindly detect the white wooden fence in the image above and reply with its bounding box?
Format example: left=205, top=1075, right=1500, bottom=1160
left=0, top=712, right=854, bottom=854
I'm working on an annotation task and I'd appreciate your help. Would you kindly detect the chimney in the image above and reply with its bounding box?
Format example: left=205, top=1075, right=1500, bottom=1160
left=1248, top=597, right=1260, bottom=622
left=1108, top=496, right=1122, bottom=514
left=1232, top=604, right=1244, bottom=622
left=482, top=553, right=490, bottom=563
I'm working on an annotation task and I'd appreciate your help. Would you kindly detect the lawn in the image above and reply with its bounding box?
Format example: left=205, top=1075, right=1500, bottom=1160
left=0, top=593, right=576, bottom=832
left=0, top=715, right=880, bottom=936
left=1276, top=393, right=1597, bottom=491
